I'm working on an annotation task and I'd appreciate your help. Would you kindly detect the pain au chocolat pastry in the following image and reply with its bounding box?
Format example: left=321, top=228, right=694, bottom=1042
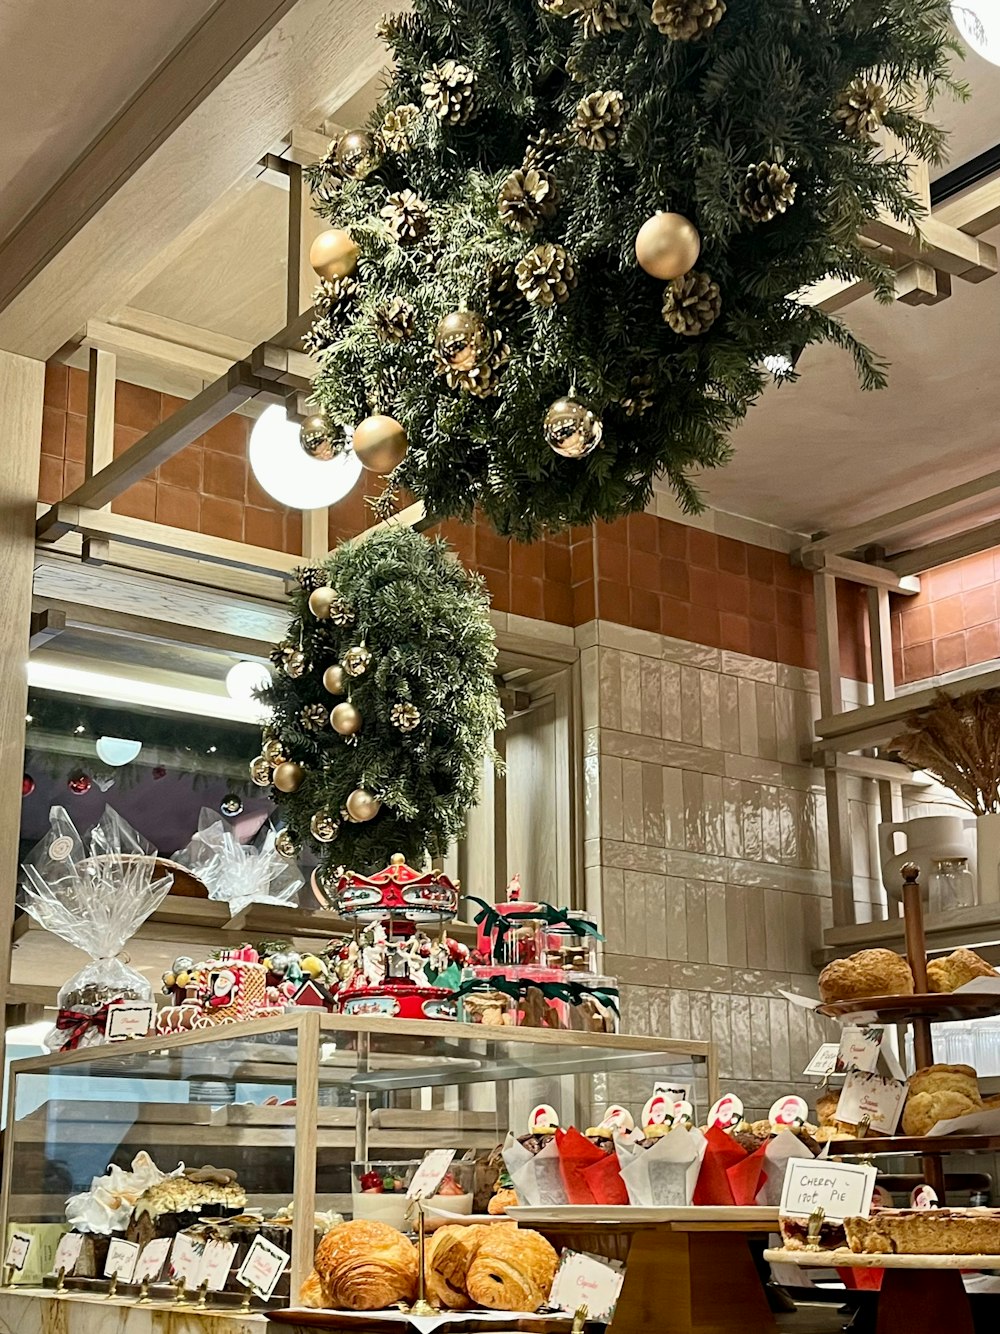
left=926, top=947, right=997, bottom=993
left=311, top=1219, right=418, bottom=1310
left=466, top=1226, right=558, bottom=1313
left=424, top=1223, right=509, bottom=1309
left=818, top=948, right=913, bottom=1004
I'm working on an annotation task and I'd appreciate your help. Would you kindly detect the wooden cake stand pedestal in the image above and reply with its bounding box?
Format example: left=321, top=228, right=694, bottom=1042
left=522, top=1208, right=779, bottom=1334
left=763, top=1248, right=998, bottom=1334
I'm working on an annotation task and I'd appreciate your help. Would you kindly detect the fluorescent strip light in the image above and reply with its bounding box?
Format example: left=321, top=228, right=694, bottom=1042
left=27, top=660, right=270, bottom=726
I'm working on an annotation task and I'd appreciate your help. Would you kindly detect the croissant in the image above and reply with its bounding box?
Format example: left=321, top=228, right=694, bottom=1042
left=300, top=1269, right=328, bottom=1308
left=314, top=1219, right=418, bottom=1310
left=466, top=1226, right=558, bottom=1313
left=424, top=1225, right=483, bottom=1309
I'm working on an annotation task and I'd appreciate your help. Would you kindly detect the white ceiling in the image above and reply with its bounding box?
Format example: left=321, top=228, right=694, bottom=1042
left=0, top=0, right=218, bottom=242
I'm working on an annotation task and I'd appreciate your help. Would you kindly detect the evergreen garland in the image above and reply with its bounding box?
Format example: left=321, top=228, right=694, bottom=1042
left=259, top=527, right=504, bottom=872
left=304, top=0, right=963, bottom=539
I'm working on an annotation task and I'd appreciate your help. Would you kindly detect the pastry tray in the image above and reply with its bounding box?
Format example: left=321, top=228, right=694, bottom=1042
left=817, top=992, right=1000, bottom=1023
left=506, top=1205, right=779, bottom=1225
left=763, top=1247, right=1000, bottom=1270
left=271, top=1311, right=576, bottom=1331
left=821, top=1134, right=1000, bottom=1157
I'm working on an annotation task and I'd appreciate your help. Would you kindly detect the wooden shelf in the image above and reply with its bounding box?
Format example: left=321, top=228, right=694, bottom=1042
left=818, top=991, right=1000, bottom=1024
left=824, top=1134, right=1000, bottom=1157
left=815, top=903, right=1000, bottom=968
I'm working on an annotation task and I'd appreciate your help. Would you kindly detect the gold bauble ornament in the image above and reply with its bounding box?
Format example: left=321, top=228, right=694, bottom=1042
left=346, top=788, right=382, bottom=822
left=330, top=701, right=362, bottom=735
left=343, top=643, right=372, bottom=677
left=336, top=130, right=379, bottom=180
left=262, top=738, right=286, bottom=765
left=274, top=829, right=299, bottom=858
left=272, top=761, right=306, bottom=793
left=543, top=397, right=603, bottom=459
left=249, top=755, right=272, bottom=786
left=635, top=211, right=701, bottom=281
left=434, top=311, right=489, bottom=372
left=323, top=663, right=347, bottom=695
left=283, top=648, right=307, bottom=679
left=309, top=228, right=359, bottom=280
left=310, top=811, right=340, bottom=843
left=352, top=414, right=408, bottom=474
left=308, top=586, right=337, bottom=619
left=300, top=414, right=336, bottom=461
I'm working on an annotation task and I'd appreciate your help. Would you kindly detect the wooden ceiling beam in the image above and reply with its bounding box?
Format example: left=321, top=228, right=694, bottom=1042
left=0, top=0, right=391, bottom=359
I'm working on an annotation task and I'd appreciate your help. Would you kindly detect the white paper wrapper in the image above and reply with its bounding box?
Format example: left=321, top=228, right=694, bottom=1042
left=926, top=1106, right=1000, bottom=1137
left=500, top=1132, right=568, bottom=1206
left=65, top=1152, right=181, bottom=1235
left=172, top=809, right=302, bottom=917
left=756, top=1130, right=816, bottom=1206
left=619, top=1126, right=707, bottom=1206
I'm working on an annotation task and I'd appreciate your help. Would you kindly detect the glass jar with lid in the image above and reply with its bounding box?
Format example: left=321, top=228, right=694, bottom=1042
left=928, top=856, right=976, bottom=913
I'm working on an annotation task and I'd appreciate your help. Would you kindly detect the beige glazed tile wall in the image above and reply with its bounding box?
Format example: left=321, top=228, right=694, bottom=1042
left=577, top=619, right=839, bottom=1120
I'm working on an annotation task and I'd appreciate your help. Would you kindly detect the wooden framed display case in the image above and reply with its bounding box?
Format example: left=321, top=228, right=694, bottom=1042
left=0, top=1012, right=714, bottom=1308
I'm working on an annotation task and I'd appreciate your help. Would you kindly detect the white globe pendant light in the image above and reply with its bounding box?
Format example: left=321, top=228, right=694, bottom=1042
left=95, top=736, right=142, bottom=766
left=953, top=2, right=1000, bottom=63
left=248, top=404, right=362, bottom=510
left=225, top=660, right=272, bottom=701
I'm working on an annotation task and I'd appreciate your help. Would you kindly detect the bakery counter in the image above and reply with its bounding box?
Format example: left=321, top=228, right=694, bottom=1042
left=0, top=1289, right=269, bottom=1332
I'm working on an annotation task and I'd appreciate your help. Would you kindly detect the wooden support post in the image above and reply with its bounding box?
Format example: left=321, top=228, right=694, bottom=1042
left=867, top=584, right=895, bottom=706
left=84, top=347, right=116, bottom=503
left=814, top=570, right=856, bottom=926
left=303, top=509, right=329, bottom=562
left=28, top=608, right=66, bottom=651
left=0, top=351, right=45, bottom=1065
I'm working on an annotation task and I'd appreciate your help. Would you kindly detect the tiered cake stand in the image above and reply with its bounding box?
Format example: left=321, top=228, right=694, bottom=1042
left=818, top=862, right=1000, bottom=1199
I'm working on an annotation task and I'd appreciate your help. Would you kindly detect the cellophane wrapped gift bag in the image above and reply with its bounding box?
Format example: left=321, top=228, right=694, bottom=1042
left=172, top=807, right=302, bottom=917
left=19, top=806, right=173, bottom=1050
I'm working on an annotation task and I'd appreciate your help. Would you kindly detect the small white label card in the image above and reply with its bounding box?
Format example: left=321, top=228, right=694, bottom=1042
left=779, top=1158, right=878, bottom=1223
left=707, top=1093, right=744, bottom=1130
left=407, top=1149, right=456, bottom=1200
left=169, top=1233, right=204, bottom=1286
left=236, top=1233, right=289, bottom=1302
left=769, top=1095, right=809, bottom=1129
left=135, top=1237, right=172, bottom=1283
left=105, top=1001, right=156, bottom=1042
left=527, top=1103, right=560, bottom=1133
left=4, top=1232, right=31, bottom=1271
left=654, top=1081, right=689, bottom=1105
left=200, top=1239, right=237, bottom=1292
left=549, top=1250, right=625, bottom=1323
left=52, top=1232, right=84, bottom=1277
left=836, top=1025, right=885, bottom=1075
left=104, top=1239, right=139, bottom=1284
left=804, top=1043, right=840, bottom=1078
left=835, top=1070, right=907, bottom=1135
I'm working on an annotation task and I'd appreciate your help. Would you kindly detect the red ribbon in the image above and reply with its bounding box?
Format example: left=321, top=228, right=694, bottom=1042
left=55, top=997, right=124, bottom=1050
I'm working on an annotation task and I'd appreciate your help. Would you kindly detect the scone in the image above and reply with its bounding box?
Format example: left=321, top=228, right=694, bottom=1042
left=815, top=1090, right=840, bottom=1128
left=314, top=1219, right=418, bottom=1310
left=926, top=947, right=997, bottom=993
left=901, top=1063, right=982, bottom=1137
left=466, top=1227, right=558, bottom=1313
left=818, top=949, right=913, bottom=1003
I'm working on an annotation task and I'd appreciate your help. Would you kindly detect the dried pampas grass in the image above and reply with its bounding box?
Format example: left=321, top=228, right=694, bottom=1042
left=891, top=687, right=1000, bottom=815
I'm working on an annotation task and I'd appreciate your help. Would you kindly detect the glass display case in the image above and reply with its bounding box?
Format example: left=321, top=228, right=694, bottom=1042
left=0, top=1013, right=714, bottom=1307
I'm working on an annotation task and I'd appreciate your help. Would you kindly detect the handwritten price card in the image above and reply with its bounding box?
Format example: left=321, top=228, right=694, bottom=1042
left=780, top=1158, right=878, bottom=1222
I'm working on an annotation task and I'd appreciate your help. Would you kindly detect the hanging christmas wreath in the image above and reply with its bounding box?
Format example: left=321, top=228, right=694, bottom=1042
left=255, top=527, right=504, bottom=873
left=300, top=0, right=961, bottom=538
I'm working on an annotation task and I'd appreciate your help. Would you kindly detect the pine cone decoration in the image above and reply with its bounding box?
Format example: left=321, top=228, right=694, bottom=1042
left=651, top=0, right=725, bottom=40
left=382, top=189, right=431, bottom=244
left=580, top=0, right=632, bottom=36
left=620, top=374, right=654, bottom=417
left=833, top=80, right=887, bottom=141
left=377, top=11, right=424, bottom=43
left=662, top=270, right=722, bottom=336
left=380, top=103, right=421, bottom=153
left=314, top=276, right=359, bottom=323
left=574, top=90, right=626, bottom=151
left=301, top=703, right=329, bottom=731
left=302, top=317, right=339, bottom=356
left=327, top=594, right=355, bottom=627
left=498, top=168, right=559, bottom=234
left=421, top=60, right=477, bottom=125
left=391, top=702, right=421, bottom=732
left=486, top=262, right=522, bottom=319
left=523, top=128, right=572, bottom=173
left=434, top=329, right=510, bottom=398
left=374, top=297, right=417, bottom=342
left=739, top=161, right=797, bottom=223
left=515, top=243, right=577, bottom=307
left=297, top=566, right=326, bottom=593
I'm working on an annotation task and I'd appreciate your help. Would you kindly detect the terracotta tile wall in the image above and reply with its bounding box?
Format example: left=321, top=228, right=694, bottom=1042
left=40, top=366, right=872, bottom=676
left=893, top=549, right=1000, bottom=684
